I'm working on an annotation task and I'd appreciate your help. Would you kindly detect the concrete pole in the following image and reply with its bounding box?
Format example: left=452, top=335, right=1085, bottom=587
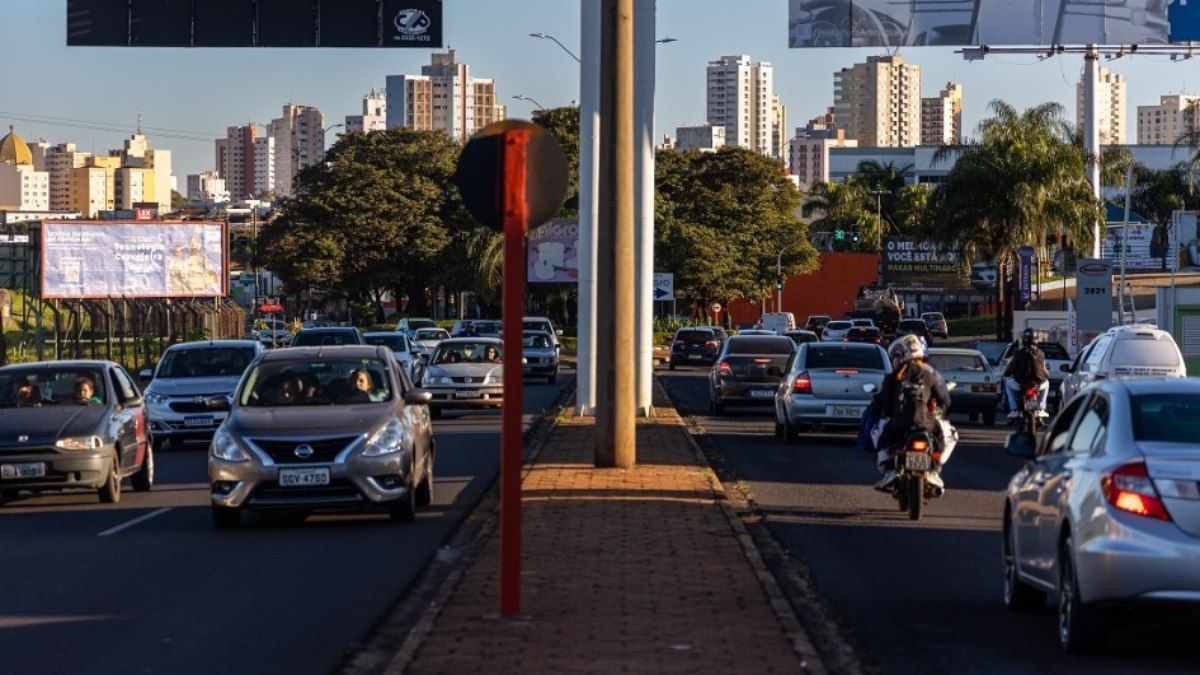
left=575, top=0, right=601, bottom=416
left=596, top=0, right=636, bottom=468
left=1084, top=45, right=1102, bottom=258
left=633, top=0, right=655, bottom=416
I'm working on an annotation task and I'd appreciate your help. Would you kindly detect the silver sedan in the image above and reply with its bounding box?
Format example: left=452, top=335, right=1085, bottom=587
left=1002, top=378, right=1200, bottom=653
left=419, top=337, right=506, bottom=418
left=774, top=342, right=890, bottom=443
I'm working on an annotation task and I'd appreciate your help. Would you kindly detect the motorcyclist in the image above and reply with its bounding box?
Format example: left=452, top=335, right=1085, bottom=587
left=1002, top=328, right=1050, bottom=421
left=874, top=334, right=951, bottom=492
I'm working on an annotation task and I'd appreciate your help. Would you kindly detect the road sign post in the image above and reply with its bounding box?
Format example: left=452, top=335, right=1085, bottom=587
left=710, top=301, right=722, bottom=325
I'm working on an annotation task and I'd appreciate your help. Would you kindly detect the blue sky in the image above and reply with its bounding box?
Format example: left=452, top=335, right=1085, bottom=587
left=2, top=0, right=1198, bottom=182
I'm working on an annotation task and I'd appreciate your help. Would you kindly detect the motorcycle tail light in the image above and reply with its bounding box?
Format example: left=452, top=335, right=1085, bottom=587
left=792, top=371, right=812, bottom=394
left=1023, top=387, right=1038, bottom=398
left=908, top=438, right=929, bottom=451
left=1102, top=462, right=1170, bottom=521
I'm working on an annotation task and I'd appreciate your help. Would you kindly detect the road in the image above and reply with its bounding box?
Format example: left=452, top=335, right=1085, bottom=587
left=0, top=377, right=571, bottom=675
left=661, top=366, right=1198, bottom=675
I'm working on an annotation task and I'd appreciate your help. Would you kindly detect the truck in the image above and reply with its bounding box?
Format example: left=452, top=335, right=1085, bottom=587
left=847, top=286, right=904, bottom=336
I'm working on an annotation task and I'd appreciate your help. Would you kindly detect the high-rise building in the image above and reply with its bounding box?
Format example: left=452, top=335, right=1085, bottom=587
left=834, top=55, right=921, bottom=148
left=385, top=50, right=501, bottom=142
left=1137, top=94, right=1200, bottom=145
left=788, top=110, right=857, bottom=186
left=71, top=156, right=120, bottom=217
left=706, top=54, right=775, bottom=156
left=270, top=104, right=326, bottom=198
left=346, top=88, right=387, bottom=134
left=1077, top=67, right=1127, bottom=144
left=216, top=124, right=262, bottom=201
left=44, top=142, right=91, bottom=211
left=921, top=82, right=963, bottom=146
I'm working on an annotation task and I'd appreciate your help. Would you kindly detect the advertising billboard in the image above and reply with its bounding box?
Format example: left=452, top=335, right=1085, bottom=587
left=880, top=236, right=962, bottom=287
left=41, top=221, right=228, bottom=299
left=527, top=218, right=579, bottom=284
left=788, top=0, right=1196, bottom=48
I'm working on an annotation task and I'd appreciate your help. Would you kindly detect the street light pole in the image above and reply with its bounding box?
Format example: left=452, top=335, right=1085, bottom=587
left=776, top=243, right=795, bottom=312
left=869, top=189, right=887, bottom=251
left=529, top=32, right=581, bottom=62
left=512, top=94, right=545, bottom=110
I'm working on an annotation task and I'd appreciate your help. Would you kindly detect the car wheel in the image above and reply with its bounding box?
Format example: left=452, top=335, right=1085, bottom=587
left=131, top=444, right=155, bottom=492
left=212, top=505, right=242, bottom=528
left=774, top=418, right=784, bottom=439
left=548, top=371, right=557, bottom=385
left=98, top=455, right=121, bottom=504
left=782, top=417, right=800, bottom=444
left=982, top=411, right=996, bottom=426
left=711, top=394, right=725, bottom=415
left=1003, top=515, right=1045, bottom=612
left=668, top=360, right=676, bottom=371
left=1058, top=535, right=1111, bottom=653
left=416, top=457, right=434, bottom=507
left=389, top=480, right=417, bottom=523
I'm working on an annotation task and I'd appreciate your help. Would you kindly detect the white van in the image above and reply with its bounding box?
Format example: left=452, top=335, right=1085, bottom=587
left=759, top=312, right=796, bottom=335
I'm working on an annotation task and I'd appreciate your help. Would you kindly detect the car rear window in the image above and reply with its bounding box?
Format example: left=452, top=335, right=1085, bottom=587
left=1131, top=394, right=1200, bottom=443
left=804, top=345, right=886, bottom=370
left=725, top=337, right=795, bottom=355
left=898, top=320, right=925, bottom=329
left=824, top=321, right=851, bottom=330
left=1038, top=342, right=1070, bottom=360
left=292, top=330, right=361, bottom=346
left=676, top=330, right=714, bottom=344
left=927, top=353, right=987, bottom=372
left=1110, top=337, right=1180, bottom=367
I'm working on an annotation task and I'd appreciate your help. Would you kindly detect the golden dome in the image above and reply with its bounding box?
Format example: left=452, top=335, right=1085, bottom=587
left=0, top=126, right=33, bottom=166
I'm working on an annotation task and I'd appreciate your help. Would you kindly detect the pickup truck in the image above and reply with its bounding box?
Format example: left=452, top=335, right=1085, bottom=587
left=996, top=339, right=1072, bottom=414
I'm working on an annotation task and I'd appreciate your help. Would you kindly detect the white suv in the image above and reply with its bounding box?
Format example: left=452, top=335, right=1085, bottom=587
left=522, top=316, right=563, bottom=353
left=1059, top=325, right=1186, bottom=404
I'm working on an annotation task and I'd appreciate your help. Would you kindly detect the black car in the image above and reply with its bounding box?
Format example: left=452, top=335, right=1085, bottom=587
left=844, top=326, right=884, bottom=345
left=289, top=327, right=365, bottom=347
left=0, top=360, right=154, bottom=504
left=708, top=335, right=796, bottom=414
left=895, top=318, right=933, bottom=344
left=668, top=327, right=722, bottom=369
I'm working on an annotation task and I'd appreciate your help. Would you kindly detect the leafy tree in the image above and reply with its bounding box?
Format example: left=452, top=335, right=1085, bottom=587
left=1129, top=165, right=1188, bottom=267
left=656, top=146, right=818, bottom=320
left=802, top=180, right=872, bottom=252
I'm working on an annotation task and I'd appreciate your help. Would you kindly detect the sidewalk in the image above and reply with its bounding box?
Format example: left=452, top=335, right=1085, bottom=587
left=386, top=378, right=823, bottom=675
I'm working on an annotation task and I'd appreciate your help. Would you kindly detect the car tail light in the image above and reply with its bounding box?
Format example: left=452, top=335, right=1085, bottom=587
left=834, top=369, right=859, bottom=375
left=673, top=340, right=685, bottom=349
left=792, top=371, right=812, bottom=394
left=706, top=340, right=719, bottom=348
left=1102, top=462, right=1170, bottom=521
left=754, top=357, right=772, bottom=363
left=717, top=362, right=732, bottom=375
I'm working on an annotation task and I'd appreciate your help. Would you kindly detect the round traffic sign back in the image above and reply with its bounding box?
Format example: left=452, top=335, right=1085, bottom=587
left=710, top=302, right=722, bottom=314
left=455, top=120, right=568, bottom=233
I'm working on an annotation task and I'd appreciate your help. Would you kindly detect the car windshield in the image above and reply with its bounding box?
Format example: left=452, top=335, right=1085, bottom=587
left=239, top=358, right=391, bottom=406
left=406, top=319, right=437, bottom=331
left=1131, top=394, right=1200, bottom=443
left=291, top=330, right=359, bottom=346
left=0, top=367, right=107, bottom=407
left=432, top=342, right=502, bottom=364
left=413, top=329, right=447, bottom=341
left=825, top=321, right=851, bottom=330
left=523, top=333, right=552, bottom=349
left=927, top=353, right=987, bottom=372
left=804, top=345, right=886, bottom=370
left=364, top=333, right=408, bottom=353
left=157, top=346, right=257, bottom=378
left=898, top=321, right=925, bottom=329
left=473, top=321, right=502, bottom=335
left=1110, top=338, right=1180, bottom=367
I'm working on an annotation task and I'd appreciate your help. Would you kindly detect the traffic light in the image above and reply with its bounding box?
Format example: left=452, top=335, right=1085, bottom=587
left=776, top=273, right=783, bottom=291
left=851, top=225, right=860, bottom=243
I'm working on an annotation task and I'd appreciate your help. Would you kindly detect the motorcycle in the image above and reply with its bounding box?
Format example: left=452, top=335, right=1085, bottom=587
left=1009, top=384, right=1042, bottom=435
left=890, top=429, right=944, bottom=521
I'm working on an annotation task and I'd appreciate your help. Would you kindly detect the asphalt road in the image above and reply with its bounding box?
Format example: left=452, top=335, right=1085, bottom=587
left=0, top=376, right=571, bottom=675
left=661, top=365, right=1198, bottom=675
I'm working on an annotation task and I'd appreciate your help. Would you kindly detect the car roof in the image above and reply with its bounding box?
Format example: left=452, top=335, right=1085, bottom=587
left=438, top=336, right=504, bottom=344
left=2, top=359, right=120, bottom=370
left=165, top=339, right=261, bottom=350
left=1101, top=378, right=1200, bottom=396
left=363, top=330, right=405, bottom=337
left=260, top=345, right=388, bottom=361
left=927, top=347, right=986, bottom=357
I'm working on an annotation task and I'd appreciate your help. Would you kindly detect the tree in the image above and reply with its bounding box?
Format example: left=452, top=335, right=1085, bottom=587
left=1129, top=165, right=1188, bottom=268
left=656, top=146, right=818, bottom=320
left=802, top=180, right=871, bottom=252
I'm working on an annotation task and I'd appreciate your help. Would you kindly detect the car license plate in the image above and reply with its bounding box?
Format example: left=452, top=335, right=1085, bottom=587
left=904, top=452, right=932, bottom=471
left=688, top=354, right=703, bottom=360
left=827, top=405, right=863, bottom=417
left=454, top=390, right=482, bottom=399
left=750, top=388, right=774, bottom=398
left=184, top=416, right=214, bottom=427
left=1, top=462, right=45, bottom=479
left=971, top=383, right=996, bottom=393
left=278, top=467, right=330, bottom=487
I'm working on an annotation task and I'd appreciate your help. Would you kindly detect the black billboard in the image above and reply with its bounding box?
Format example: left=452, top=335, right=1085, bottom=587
left=67, top=0, right=442, bottom=48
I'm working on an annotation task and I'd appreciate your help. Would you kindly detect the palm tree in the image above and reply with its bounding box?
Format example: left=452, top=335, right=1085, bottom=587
left=802, top=180, right=872, bottom=251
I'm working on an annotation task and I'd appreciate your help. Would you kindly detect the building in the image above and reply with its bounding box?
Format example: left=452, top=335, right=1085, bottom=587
left=43, top=142, right=91, bottom=211
left=0, top=126, right=49, bottom=212
left=187, top=171, right=229, bottom=206
left=346, top=88, right=387, bottom=134
left=771, top=95, right=787, bottom=162
left=217, top=124, right=263, bottom=201
left=834, top=55, right=921, bottom=148
left=705, top=54, right=776, bottom=157
left=385, top=50, right=501, bottom=142
left=1137, top=94, right=1200, bottom=145
left=921, top=82, right=963, bottom=146
left=675, top=124, right=726, bottom=152
left=270, top=104, right=327, bottom=198
left=1077, top=67, right=1127, bottom=144
left=70, top=156, right=119, bottom=217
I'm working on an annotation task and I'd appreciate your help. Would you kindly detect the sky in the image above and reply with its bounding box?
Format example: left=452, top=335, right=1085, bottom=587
left=3, top=0, right=1199, bottom=184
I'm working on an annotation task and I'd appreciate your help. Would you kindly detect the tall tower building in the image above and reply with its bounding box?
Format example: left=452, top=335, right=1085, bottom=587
left=1137, top=94, right=1200, bottom=145
left=45, top=142, right=91, bottom=211
left=270, top=104, right=326, bottom=198
left=384, top=50, right=500, bottom=142
left=346, top=88, right=387, bottom=134
left=921, top=82, right=963, bottom=145
left=1076, top=67, right=1127, bottom=144
left=216, top=125, right=261, bottom=201
left=834, top=55, right=922, bottom=148
left=706, top=54, right=775, bottom=156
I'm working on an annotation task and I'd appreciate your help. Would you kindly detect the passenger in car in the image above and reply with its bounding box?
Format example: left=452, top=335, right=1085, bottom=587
left=7, top=377, right=41, bottom=407
left=74, top=376, right=103, bottom=405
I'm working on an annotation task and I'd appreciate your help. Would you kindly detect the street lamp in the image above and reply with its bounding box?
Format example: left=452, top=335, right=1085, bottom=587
left=512, top=94, right=545, bottom=110
left=869, top=189, right=888, bottom=251
left=776, top=243, right=797, bottom=312
left=529, top=32, right=580, bottom=62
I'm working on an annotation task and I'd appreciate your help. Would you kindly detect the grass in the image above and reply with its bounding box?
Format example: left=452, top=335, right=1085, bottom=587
left=947, top=315, right=998, bottom=337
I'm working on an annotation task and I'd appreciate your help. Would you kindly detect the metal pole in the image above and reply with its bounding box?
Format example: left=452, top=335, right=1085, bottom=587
left=633, top=0, right=655, bottom=417
left=575, top=0, right=600, bottom=416
left=1119, top=162, right=1132, bottom=324
left=1084, top=46, right=1102, bottom=258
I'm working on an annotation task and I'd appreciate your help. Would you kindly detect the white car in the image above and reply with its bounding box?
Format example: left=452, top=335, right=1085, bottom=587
left=362, top=331, right=417, bottom=378
left=820, top=320, right=853, bottom=341
left=1059, top=325, right=1185, bottom=405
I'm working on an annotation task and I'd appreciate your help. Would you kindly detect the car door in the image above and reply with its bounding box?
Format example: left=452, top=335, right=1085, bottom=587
left=108, top=366, right=146, bottom=472
left=1061, top=339, right=1097, bottom=404
left=1012, top=394, right=1086, bottom=586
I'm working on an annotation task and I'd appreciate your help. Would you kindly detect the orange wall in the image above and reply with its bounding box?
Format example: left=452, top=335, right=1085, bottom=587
left=728, top=252, right=879, bottom=325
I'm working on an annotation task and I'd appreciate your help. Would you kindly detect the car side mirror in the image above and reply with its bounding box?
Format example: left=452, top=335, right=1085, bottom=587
left=405, top=389, right=433, bottom=405
left=556, top=329, right=563, bottom=336
left=206, top=395, right=232, bottom=411
left=138, top=368, right=153, bottom=382
left=1059, top=363, right=1072, bottom=373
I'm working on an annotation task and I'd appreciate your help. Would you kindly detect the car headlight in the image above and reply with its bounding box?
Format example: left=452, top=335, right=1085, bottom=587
left=364, top=420, right=411, bottom=457
left=487, top=374, right=502, bottom=384
left=210, top=429, right=250, bottom=462
left=423, top=369, right=452, bottom=386
left=145, top=391, right=170, bottom=406
left=56, top=435, right=103, bottom=451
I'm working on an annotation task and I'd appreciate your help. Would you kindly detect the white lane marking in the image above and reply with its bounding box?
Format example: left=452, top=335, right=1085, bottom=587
left=98, top=507, right=172, bottom=536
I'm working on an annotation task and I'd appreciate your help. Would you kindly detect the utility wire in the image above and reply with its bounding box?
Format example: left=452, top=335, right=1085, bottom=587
left=0, top=110, right=223, bottom=142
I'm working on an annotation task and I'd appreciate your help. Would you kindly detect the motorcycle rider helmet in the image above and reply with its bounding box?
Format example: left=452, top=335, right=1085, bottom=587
left=1020, top=327, right=1036, bottom=347
left=888, top=334, right=925, bottom=365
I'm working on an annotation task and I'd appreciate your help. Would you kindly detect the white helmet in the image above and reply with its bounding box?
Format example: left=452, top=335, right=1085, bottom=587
left=888, top=334, right=925, bottom=364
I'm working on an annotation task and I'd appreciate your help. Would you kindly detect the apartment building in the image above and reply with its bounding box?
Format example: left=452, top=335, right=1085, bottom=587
left=1137, top=94, right=1200, bottom=145
left=834, top=55, right=921, bottom=148
left=216, top=125, right=261, bottom=201
left=1076, top=67, right=1127, bottom=144
left=346, top=88, right=387, bottom=134
left=271, top=104, right=326, bottom=198
left=921, top=82, right=963, bottom=146
left=706, top=54, right=776, bottom=157
left=385, top=50, right=501, bottom=142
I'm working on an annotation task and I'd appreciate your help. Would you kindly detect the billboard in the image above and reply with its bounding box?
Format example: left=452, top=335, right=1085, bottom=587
left=67, top=0, right=442, bottom=48
left=527, top=218, right=579, bottom=284
left=41, top=221, right=228, bottom=299
left=788, top=0, right=1197, bottom=48
left=880, top=236, right=962, bottom=287
left=1074, top=258, right=1113, bottom=334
